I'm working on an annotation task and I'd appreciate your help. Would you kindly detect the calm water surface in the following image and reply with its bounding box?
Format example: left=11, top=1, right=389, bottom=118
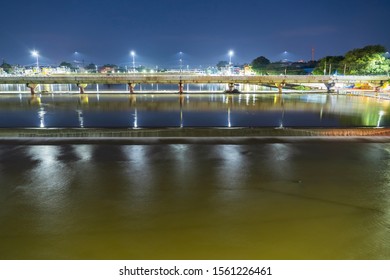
left=1, top=92, right=390, bottom=260
left=1, top=142, right=390, bottom=259
left=0, top=92, right=389, bottom=128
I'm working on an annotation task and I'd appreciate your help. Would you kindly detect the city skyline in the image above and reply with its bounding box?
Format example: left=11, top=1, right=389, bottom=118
left=0, top=0, right=389, bottom=68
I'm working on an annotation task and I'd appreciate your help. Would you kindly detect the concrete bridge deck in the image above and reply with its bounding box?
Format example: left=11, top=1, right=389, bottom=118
left=0, top=74, right=388, bottom=94
left=0, top=74, right=388, bottom=85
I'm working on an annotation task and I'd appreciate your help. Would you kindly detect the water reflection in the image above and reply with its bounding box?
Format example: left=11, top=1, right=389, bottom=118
left=267, top=143, right=294, bottom=180
left=2, top=143, right=390, bottom=259
left=215, top=145, right=247, bottom=193
left=76, top=110, right=84, bottom=128
left=377, top=110, right=385, bottom=128
left=38, top=107, right=46, bottom=128
left=73, top=145, right=93, bottom=161
left=0, top=93, right=389, bottom=128
left=122, top=145, right=154, bottom=195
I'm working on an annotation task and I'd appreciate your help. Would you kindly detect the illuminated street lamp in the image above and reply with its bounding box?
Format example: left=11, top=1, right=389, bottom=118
left=228, top=50, right=234, bottom=65
left=283, top=50, right=288, bottom=61
left=73, top=51, right=84, bottom=68
left=228, top=50, right=234, bottom=75
left=31, top=50, right=39, bottom=72
left=179, top=51, right=183, bottom=72
left=130, top=51, right=135, bottom=72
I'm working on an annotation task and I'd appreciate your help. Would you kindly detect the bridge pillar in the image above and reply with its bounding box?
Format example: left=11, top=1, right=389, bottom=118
left=324, top=82, right=335, bottom=93
left=275, top=82, right=285, bottom=93
left=178, top=80, right=184, bottom=94
left=225, top=83, right=241, bottom=93
left=228, top=83, right=235, bottom=93
left=128, top=83, right=136, bottom=94
left=26, top=83, right=38, bottom=95
left=77, top=83, right=88, bottom=94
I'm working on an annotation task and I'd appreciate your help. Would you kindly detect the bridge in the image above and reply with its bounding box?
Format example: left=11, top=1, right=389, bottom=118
left=0, top=74, right=388, bottom=94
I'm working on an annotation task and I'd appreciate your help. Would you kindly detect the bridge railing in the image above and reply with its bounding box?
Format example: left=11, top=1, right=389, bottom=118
left=0, top=74, right=388, bottom=85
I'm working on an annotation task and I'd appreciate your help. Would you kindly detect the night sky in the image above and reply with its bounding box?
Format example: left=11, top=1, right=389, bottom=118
left=1, top=0, right=389, bottom=68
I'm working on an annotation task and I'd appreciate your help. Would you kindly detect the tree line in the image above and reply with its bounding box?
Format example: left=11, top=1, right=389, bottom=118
left=247, top=45, right=389, bottom=75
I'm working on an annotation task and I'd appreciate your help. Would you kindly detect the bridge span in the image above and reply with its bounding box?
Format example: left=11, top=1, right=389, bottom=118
left=0, top=74, right=388, bottom=94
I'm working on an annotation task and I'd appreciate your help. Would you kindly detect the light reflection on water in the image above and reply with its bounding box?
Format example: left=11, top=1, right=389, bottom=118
left=1, top=143, right=390, bottom=260
left=0, top=92, right=389, bottom=128
left=1, top=91, right=390, bottom=260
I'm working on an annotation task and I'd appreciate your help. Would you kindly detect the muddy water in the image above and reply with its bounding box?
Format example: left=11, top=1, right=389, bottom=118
left=1, top=142, right=389, bottom=259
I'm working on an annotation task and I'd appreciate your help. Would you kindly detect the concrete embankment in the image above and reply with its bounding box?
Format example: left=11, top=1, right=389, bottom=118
left=1, top=128, right=390, bottom=144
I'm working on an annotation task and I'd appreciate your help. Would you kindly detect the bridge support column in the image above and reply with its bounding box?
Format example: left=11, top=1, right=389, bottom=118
left=225, top=83, right=241, bottom=93
left=228, top=83, right=234, bottom=93
left=178, top=80, right=184, bottom=94
left=179, top=81, right=184, bottom=94
left=275, top=82, right=285, bottom=93
left=26, top=83, right=38, bottom=95
left=77, top=83, right=88, bottom=94
left=128, top=83, right=136, bottom=94
left=324, top=82, right=335, bottom=93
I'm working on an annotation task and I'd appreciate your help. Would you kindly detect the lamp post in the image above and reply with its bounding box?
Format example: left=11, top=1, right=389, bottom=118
left=74, top=51, right=79, bottom=68
left=228, top=50, right=234, bottom=75
left=228, top=50, right=234, bottom=66
left=31, top=50, right=39, bottom=73
left=179, top=51, right=183, bottom=72
left=130, top=51, right=135, bottom=72
left=283, top=51, right=288, bottom=62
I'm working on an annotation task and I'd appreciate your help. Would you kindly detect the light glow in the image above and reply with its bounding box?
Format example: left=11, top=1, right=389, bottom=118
left=31, top=50, right=39, bottom=57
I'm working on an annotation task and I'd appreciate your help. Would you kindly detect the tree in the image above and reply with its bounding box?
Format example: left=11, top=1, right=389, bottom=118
left=0, top=61, right=12, bottom=73
left=59, top=61, right=73, bottom=68
left=312, top=45, right=390, bottom=75
left=216, top=60, right=229, bottom=69
left=251, top=56, right=271, bottom=72
left=85, top=63, right=97, bottom=72
left=312, top=56, right=344, bottom=75
left=103, top=64, right=118, bottom=69
left=342, top=45, right=389, bottom=75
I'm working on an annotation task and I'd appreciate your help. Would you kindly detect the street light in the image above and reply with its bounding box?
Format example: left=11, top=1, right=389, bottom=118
left=228, top=50, right=234, bottom=65
left=130, top=51, right=135, bottom=72
left=283, top=51, right=288, bottom=62
left=31, top=50, right=39, bottom=72
left=228, top=50, right=234, bottom=75
left=73, top=51, right=84, bottom=68
left=179, top=51, right=183, bottom=72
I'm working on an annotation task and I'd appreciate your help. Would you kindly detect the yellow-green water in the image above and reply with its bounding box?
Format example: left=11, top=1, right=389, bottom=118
left=1, top=142, right=390, bottom=259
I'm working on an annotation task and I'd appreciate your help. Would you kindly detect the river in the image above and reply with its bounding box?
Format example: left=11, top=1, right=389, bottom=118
left=0, top=92, right=390, bottom=259
left=0, top=92, right=389, bottom=128
left=1, top=141, right=390, bottom=259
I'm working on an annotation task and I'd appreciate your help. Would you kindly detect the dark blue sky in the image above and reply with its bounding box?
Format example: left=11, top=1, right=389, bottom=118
left=1, top=0, right=389, bottom=68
